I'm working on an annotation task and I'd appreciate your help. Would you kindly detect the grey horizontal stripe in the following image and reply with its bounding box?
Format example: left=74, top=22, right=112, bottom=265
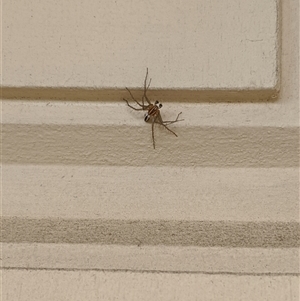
left=2, top=124, right=299, bottom=167
left=2, top=217, right=299, bottom=248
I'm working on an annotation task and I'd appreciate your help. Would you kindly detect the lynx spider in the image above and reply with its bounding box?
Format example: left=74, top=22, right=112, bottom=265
left=123, top=68, right=183, bottom=149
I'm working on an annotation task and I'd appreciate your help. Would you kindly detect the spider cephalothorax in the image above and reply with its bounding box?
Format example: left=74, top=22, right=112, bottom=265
left=123, top=68, right=183, bottom=149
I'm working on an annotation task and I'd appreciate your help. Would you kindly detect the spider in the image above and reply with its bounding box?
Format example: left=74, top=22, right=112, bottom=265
left=123, top=68, right=183, bottom=149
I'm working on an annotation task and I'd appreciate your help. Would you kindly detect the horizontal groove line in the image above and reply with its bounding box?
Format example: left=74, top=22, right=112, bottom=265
left=2, top=267, right=299, bottom=276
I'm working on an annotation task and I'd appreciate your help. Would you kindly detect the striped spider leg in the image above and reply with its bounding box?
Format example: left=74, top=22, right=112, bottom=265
left=123, top=68, right=183, bottom=149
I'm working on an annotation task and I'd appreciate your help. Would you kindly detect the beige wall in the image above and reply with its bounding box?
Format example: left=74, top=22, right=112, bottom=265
left=1, top=0, right=299, bottom=299
left=3, top=270, right=299, bottom=301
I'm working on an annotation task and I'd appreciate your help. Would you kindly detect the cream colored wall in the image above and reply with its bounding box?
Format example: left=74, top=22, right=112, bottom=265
left=1, top=0, right=299, bottom=299
left=3, top=0, right=280, bottom=96
left=3, top=270, right=299, bottom=301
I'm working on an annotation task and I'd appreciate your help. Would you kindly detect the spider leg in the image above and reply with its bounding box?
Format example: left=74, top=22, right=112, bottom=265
left=151, top=115, right=158, bottom=149
left=143, top=68, right=152, bottom=105
left=160, top=123, right=178, bottom=137
left=125, top=87, right=145, bottom=108
left=162, top=112, right=184, bottom=125
left=123, top=98, right=145, bottom=111
left=155, top=112, right=178, bottom=137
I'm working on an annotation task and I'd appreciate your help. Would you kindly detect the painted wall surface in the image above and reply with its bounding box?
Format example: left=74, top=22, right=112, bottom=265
left=3, top=270, right=299, bottom=301
left=1, top=0, right=299, bottom=299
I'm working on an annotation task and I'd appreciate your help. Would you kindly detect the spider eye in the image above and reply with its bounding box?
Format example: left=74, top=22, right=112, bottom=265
left=155, top=100, right=159, bottom=104
left=159, top=104, right=163, bottom=108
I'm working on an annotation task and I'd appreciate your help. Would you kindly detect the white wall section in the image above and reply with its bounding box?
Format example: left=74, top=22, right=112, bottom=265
left=3, top=0, right=280, bottom=100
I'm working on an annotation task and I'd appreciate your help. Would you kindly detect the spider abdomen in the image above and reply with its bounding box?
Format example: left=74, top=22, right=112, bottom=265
left=144, top=113, right=151, bottom=122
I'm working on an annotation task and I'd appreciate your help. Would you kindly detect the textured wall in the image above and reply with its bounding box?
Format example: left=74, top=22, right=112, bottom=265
left=2, top=0, right=299, bottom=299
